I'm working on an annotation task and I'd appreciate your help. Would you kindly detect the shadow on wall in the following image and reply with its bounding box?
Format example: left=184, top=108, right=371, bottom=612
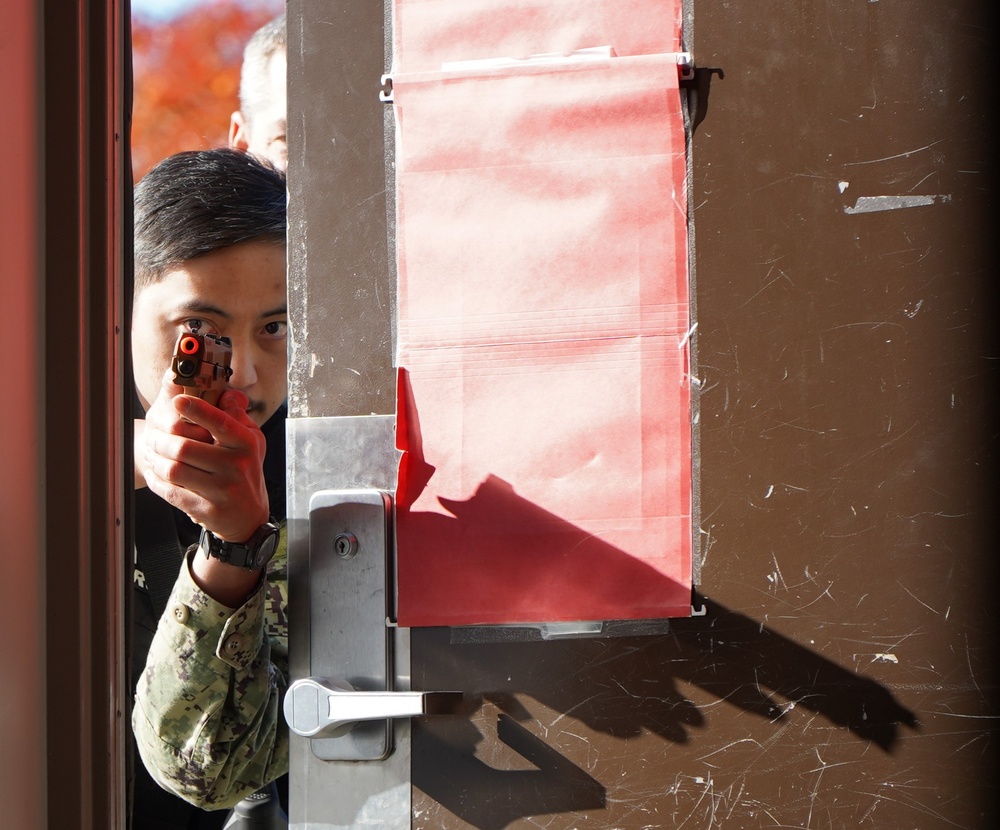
left=412, top=595, right=918, bottom=829
left=684, top=65, right=724, bottom=135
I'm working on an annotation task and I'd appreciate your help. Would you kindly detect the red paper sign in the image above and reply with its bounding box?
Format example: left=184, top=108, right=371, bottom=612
left=392, top=3, right=691, bottom=626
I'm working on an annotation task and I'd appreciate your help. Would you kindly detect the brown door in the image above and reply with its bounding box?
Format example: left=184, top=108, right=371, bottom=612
left=2, top=1, right=129, bottom=827
left=285, top=0, right=997, bottom=827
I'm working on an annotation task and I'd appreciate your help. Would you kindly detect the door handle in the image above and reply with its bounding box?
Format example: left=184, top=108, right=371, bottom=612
left=298, top=489, right=463, bottom=760
left=284, top=677, right=463, bottom=740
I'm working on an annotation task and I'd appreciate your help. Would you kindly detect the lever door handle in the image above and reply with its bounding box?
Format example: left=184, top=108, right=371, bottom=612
left=284, top=677, right=463, bottom=739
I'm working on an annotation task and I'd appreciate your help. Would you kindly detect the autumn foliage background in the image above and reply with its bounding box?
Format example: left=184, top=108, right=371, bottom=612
left=131, top=0, right=284, bottom=181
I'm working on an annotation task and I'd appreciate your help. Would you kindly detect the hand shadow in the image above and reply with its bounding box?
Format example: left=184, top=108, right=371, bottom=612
left=413, top=713, right=604, bottom=830
left=411, top=600, right=917, bottom=830
left=398, top=370, right=917, bottom=827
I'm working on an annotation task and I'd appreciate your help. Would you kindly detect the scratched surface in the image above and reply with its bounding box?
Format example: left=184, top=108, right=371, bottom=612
left=288, top=0, right=998, bottom=826
left=411, top=0, right=999, bottom=827
left=286, top=2, right=395, bottom=419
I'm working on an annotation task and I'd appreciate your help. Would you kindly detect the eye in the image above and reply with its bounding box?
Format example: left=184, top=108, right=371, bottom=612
left=182, top=318, right=220, bottom=336
left=262, top=320, right=288, bottom=338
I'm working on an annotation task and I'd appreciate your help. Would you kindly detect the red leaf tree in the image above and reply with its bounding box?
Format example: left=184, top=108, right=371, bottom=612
left=131, top=0, right=284, bottom=181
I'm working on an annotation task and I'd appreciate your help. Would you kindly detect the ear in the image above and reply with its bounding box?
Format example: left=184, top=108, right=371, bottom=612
left=229, top=111, right=250, bottom=151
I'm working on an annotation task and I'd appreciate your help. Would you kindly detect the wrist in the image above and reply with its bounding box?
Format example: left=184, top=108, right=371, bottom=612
left=217, top=510, right=271, bottom=545
left=189, top=549, right=263, bottom=609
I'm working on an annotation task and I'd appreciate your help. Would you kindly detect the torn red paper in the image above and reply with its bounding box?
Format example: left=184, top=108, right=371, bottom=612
left=392, top=16, right=691, bottom=626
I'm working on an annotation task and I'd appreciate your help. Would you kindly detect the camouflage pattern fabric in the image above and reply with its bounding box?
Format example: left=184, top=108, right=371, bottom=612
left=133, top=526, right=288, bottom=810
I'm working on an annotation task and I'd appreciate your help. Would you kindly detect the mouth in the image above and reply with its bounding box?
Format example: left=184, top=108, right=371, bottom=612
left=245, top=399, right=267, bottom=419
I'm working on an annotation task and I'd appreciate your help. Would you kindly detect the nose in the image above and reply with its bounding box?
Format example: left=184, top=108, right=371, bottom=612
left=226, top=341, right=259, bottom=392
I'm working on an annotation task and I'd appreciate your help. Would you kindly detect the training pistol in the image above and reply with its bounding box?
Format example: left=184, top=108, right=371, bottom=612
left=170, top=332, right=233, bottom=407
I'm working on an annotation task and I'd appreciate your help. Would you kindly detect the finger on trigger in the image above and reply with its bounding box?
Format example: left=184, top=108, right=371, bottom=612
left=219, top=388, right=249, bottom=413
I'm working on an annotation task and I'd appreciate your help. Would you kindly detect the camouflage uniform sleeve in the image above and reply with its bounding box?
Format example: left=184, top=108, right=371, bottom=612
left=132, top=530, right=289, bottom=811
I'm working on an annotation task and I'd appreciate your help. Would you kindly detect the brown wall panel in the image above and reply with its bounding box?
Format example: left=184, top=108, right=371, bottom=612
left=412, top=0, right=997, bottom=827
left=683, top=0, right=997, bottom=824
left=288, top=0, right=996, bottom=826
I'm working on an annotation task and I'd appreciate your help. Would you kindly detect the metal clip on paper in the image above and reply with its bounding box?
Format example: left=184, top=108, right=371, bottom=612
left=379, top=73, right=393, bottom=102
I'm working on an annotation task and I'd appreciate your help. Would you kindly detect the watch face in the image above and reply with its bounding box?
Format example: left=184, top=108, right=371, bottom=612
left=250, top=525, right=280, bottom=569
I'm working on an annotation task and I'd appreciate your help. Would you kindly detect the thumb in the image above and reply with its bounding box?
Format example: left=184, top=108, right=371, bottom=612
left=219, top=388, right=251, bottom=416
left=159, top=367, right=188, bottom=398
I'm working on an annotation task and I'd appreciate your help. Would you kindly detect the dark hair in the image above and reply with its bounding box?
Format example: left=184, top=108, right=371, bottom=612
left=133, top=148, right=286, bottom=292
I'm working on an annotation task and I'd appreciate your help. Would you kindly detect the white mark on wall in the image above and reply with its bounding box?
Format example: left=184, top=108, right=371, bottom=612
left=874, top=653, right=899, bottom=664
left=844, top=194, right=952, bottom=214
left=767, top=552, right=787, bottom=591
left=903, top=299, right=924, bottom=318
left=838, top=181, right=849, bottom=193
left=842, top=139, right=945, bottom=167
left=897, top=580, right=941, bottom=615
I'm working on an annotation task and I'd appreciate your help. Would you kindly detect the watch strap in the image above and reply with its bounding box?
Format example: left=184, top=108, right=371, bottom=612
left=199, top=520, right=280, bottom=570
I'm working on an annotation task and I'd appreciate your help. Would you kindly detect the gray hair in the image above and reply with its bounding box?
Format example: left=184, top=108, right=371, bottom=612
left=239, top=13, right=286, bottom=129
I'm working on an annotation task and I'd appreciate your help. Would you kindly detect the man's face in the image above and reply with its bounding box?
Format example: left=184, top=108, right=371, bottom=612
left=231, top=50, right=287, bottom=172
left=132, top=241, right=287, bottom=426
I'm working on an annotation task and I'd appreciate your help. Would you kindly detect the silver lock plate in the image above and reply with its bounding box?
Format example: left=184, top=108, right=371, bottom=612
left=308, top=489, right=393, bottom=760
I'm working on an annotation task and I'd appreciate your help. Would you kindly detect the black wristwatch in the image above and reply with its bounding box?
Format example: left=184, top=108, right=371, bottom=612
left=199, top=520, right=281, bottom=570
